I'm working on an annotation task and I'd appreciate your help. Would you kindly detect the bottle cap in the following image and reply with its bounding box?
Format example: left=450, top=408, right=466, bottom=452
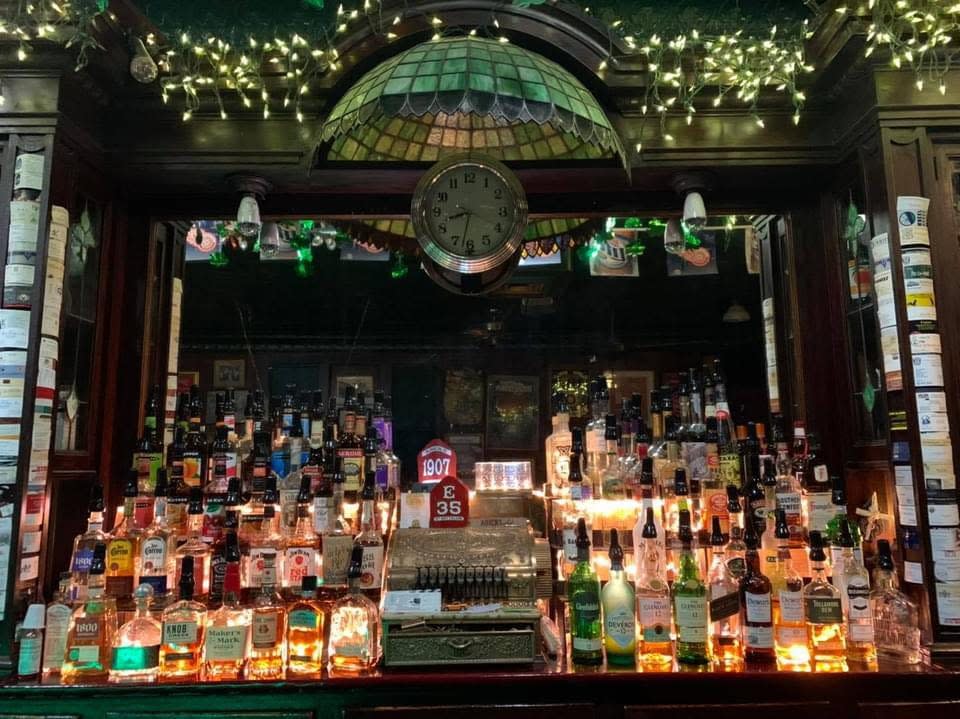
left=726, top=485, right=741, bottom=512
left=124, top=471, right=139, bottom=497
left=301, top=575, right=318, bottom=593
left=22, top=603, right=45, bottom=629
left=154, top=468, right=168, bottom=497
left=839, top=518, right=855, bottom=548
left=678, top=509, right=693, bottom=543
left=188, top=487, right=204, bottom=514
left=775, top=508, right=790, bottom=540
left=575, top=517, right=590, bottom=549
left=133, top=583, right=155, bottom=603
left=347, top=544, right=365, bottom=580
left=710, top=516, right=725, bottom=546
left=808, top=531, right=827, bottom=561
left=641, top=507, right=657, bottom=539
left=674, top=468, right=688, bottom=496
left=877, top=539, right=895, bottom=571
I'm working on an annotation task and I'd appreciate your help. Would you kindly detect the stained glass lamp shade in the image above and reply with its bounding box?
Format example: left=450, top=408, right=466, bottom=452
left=321, top=36, right=626, bottom=164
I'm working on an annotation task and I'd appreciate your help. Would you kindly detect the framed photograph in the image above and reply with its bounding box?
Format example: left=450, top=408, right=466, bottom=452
left=486, top=375, right=540, bottom=450
left=334, top=373, right=375, bottom=405
left=177, top=370, right=199, bottom=395
left=213, top=359, right=245, bottom=388
left=444, top=369, right=484, bottom=428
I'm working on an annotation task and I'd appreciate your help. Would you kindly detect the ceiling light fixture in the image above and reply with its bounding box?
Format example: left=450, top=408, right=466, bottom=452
left=228, top=174, right=271, bottom=240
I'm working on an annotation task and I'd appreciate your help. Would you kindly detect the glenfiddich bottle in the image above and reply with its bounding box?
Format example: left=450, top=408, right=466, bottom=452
left=568, top=518, right=603, bottom=665
left=740, top=515, right=775, bottom=663
left=601, top=529, right=636, bottom=665
left=672, top=510, right=709, bottom=664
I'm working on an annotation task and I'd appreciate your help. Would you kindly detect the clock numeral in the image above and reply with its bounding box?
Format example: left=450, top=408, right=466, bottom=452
left=438, top=223, right=447, bottom=234
left=465, top=239, right=475, bottom=255
left=482, top=234, right=491, bottom=246
left=464, top=172, right=476, bottom=184
left=495, top=223, right=503, bottom=233
left=494, top=189, right=503, bottom=199
left=497, top=206, right=508, bottom=217
left=437, top=192, right=449, bottom=203
left=483, top=177, right=490, bottom=188
left=432, top=207, right=442, bottom=217
left=450, top=234, right=461, bottom=246
left=449, top=178, right=459, bottom=189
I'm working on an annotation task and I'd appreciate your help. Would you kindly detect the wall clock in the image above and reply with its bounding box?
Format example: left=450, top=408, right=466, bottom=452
left=411, top=153, right=528, bottom=276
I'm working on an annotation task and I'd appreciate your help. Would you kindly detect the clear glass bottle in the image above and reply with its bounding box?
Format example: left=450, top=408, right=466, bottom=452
left=248, top=553, right=287, bottom=680
left=160, top=556, right=207, bottom=682
left=633, top=458, right=666, bottom=572
left=635, top=507, right=673, bottom=667
left=584, top=377, right=609, bottom=498
left=837, top=519, right=877, bottom=666
left=601, top=528, right=636, bottom=665
left=62, top=544, right=117, bottom=684
left=568, top=517, right=603, bottom=665
left=70, top=484, right=107, bottom=601
left=42, top=573, right=73, bottom=677
left=283, top=474, right=319, bottom=594
left=775, top=456, right=803, bottom=545
left=321, top=459, right=355, bottom=591
left=725, top=486, right=747, bottom=581
left=110, top=583, right=162, bottom=683
left=707, top=516, right=741, bottom=667
left=16, top=603, right=45, bottom=681
left=139, top=468, right=176, bottom=598
left=106, top=472, right=143, bottom=602
left=287, top=575, right=325, bottom=678
left=203, top=562, right=251, bottom=681
left=329, top=545, right=380, bottom=672
left=871, top=539, right=921, bottom=664
left=770, top=509, right=809, bottom=669
left=740, top=517, right=776, bottom=664
left=672, top=509, right=709, bottom=665
left=803, top=531, right=847, bottom=671
left=354, top=470, right=384, bottom=603
left=600, top=414, right=626, bottom=499
left=545, top=393, right=573, bottom=495
left=174, top=488, right=212, bottom=598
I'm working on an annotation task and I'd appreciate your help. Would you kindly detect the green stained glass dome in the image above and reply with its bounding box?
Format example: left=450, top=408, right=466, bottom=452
left=321, top=36, right=625, bottom=163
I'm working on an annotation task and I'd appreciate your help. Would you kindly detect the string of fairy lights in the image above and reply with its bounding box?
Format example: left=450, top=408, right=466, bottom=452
left=1, top=1, right=959, bottom=139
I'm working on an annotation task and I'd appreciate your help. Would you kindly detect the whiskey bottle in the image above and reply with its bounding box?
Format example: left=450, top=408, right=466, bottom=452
left=871, top=539, right=921, bottom=664
left=837, top=519, right=877, bottom=666
left=174, top=488, right=212, bottom=598
left=248, top=553, right=287, bottom=680
left=182, top=399, right=207, bottom=489
left=69, top=483, right=107, bottom=601
left=568, top=517, right=603, bottom=665
left=672, top=510, right=709, bottom=665
left=601, top=529, right=636, bottom=665
left=160, top=556, right=206, bottom=682
left=355, top=470, right=384, bottom=603
left=803, top=531, right=847, bottom=671
left=309, top=390, right=325, bottom=446
left=337, top=396, right=364, bottom=502
left=209, top=479, right=241, bottom=604
left=203, top=562, right=251, bottom=681
left=133, top=385, right=163, bottom=495
left=166, top=428, right=191, bottom=539
left=329, top=544, right=380, bottom=672
left=707, top=516, right=741, bottom=667
left=771, top=509, right=809, bottom=668
left=283, top=474, right=319, bottom=593
left=208, top=425, right=234, bottom=495
left=321, top=460, right=354, bottom=590
left=62, top=544, right=117, bottom=684
left=740, top=516, right=775, bottom=663
left=41, top=573, right=72, bottom=676
left=635, top=508, right=673, bottom=667
left=287, top=575, right=325, bottom=678
left=632, top=458, right=666, bottom=572
left=109, top=583, right=162, bottom=683
left=106, top=472, right=142, bottom=601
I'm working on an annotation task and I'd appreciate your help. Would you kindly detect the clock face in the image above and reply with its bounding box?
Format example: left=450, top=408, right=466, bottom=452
left=412, top=155, right=528, bottom=274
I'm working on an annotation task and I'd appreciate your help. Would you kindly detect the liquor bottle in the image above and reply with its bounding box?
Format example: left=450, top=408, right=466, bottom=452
left=585, top=377, right=609, bottom=498
left=109, top=583, right=162, bottom=683
left=702, top=417, right=728, bottom=533
left=648, top=389, right=664, bottom=457
left=837, top=519, right=877, bottom=665
left=329, top=544, right=380, bottom=672
left=241, top=504, right=282, bottom=597
left=69, top=483, right=107, bottom=601
left=687, top=367, right=706, bottom=441
left=666, top=467, right=689, bottom=536
left=568, top=517, right=603, bottom=665
left=673, top=510, right=709, bottom=664
left=632, top=457, right=666, bottom=572
left=568, top=444, right=588, bottom=502
left=139, top=469, right=176, bottom=597
left=544, top=393, right=573, bottom=495
left=62, top=544, right=117, bottom=684
left=599, top=414, right=625, bottom=499
left=740, top=517, right=775, bottom=663
left=287, top=575, right=325, bottom=678
left=601, top=529, right=636, bottom=665
left=712, top=359, right=737, bottom=442
left=803, top=531, right=847, bottom=671
left=716, top=411, right=742, bottom=489
left=321, top=460, right=355, bottom=590
left=337, top=399, right=364, bottom=502
left=249, top=553, right=287, bottom=680
left=309, top=390, right=325, bottom=446
left=744, top=455, right=766, bottom=539
left=208, top=425, right=235, bottom=495
left=203, top=562, right=251, bottom=681
left=871, top=539, right=921, bottom=664
left=299, top=393, right=312, bottom=440
left=133, top=386, right=163, bottom=495
left=770, top=510, right=809, bottom=669
left=106, top=472, right=143, bottom=600
left=183, top=398, right=207, bottom=489
left=362, top=422, right=380, bottom=498
left=302, top=443, right=324, bottom=496
left=160, top=556, right=206, bottom=682
left=653, top=435, right=684, bottom=511
left=41, top=573, right=72, bottom=676
left=209, top=478, right=242, bottom=604
left=775, top=460, right=803, bottom=546
left=223, top=388, right=237, bottom=436
left=725, top=486, right=747, bottom=580
left=761, top=457, right=779, bottom=543
left=166, top=427, right=191, bottom=538
left=175, top=392, right=190, bottom=434
left=16, top=603, right=45, bottom=681
left=805, top=435, right=832, bottom=533
left=283, top=475, right=319, bottom=593
left=635, top=508, right=673, bottom=667
left=174, top=488, right=212, bottom=597
left=355, top=470, right=384, bottom=602
left=707, top=516, right=741, bottom=667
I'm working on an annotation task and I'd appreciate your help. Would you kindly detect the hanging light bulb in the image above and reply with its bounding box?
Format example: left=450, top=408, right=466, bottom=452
left=259, top=221, right=281, bottom=258
left=129, top=36, right=159, bottom=84
left=682, top=191, right=707, bottom=229
left=236, top=193, right=262, bottom=239
left=664, top=218, right=685, bottom=255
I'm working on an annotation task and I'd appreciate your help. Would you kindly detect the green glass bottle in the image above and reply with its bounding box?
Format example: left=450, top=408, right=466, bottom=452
left=672, top=509, right=710, bottom=664
left=568, top=517, right=603, bottom=665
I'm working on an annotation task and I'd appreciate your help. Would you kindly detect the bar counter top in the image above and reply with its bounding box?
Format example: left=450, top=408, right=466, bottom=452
left=3, top=658, right=960, bottom=719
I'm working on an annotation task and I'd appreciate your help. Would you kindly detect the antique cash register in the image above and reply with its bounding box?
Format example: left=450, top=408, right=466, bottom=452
left=380, top=522, right=545, bottom=666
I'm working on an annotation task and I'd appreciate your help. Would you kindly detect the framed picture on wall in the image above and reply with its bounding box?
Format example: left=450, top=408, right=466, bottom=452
left=213, top=359, right=245, bottom=388
left=444, top=369, right=484, bottom=428
left=486, top=375, right=540, bottom=450
left=177, top=370, right=199, bottom=395
left=334, top=372, right=375, bottom=405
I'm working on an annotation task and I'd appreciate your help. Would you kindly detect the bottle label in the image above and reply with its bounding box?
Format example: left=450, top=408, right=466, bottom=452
left=253, top=612, right=279, bottom=648
left=776, top=625, right=809, bottom=646
left=105, top=575, right=134, bottom=598
left=586, top=428, right=605, bottom=454
left=639, top=597, right=672, bottom=642
left=807, top=494, right=834, bottom=533
left=847, top=580, right=875, bottom=641
left=604, top=605, right=636, bottom=650
left=135, top=451, right=162, bottom=494
left=246, top=547, right=275, bottom=588
left=552, top=443, right=572, bottom=484
left=108, top=539, right=134, bottom=574
left=805, top=596, right=843, bottom=624
left=322, top=534, right=354, bottom=586
left=140, top=574, right=168, bottom=595
left=776, top=491, right=803, bottom=538
left=726, top=556, right=746, bottom=578
left=562, top=528, right=578, bottom=561
left=779, top=589, right=805, bottom=623
left=17, top=636, right=42, bottom=676
left=163, top=621, right=198, bottom=645
left=133, top=496, right=155, bottom=530
left=310, top=420, right=324, bottom=441
left=745, top=592, right=772, bottom=623
left=745, top=624, right=774, bottom=649
left=165, top=498, right=188, bottom=532
left=674, top=596, right=708, bottom=642
left=284, top=547, right=317, bottom=587
left=289, top=608, right=320, bottom=630
left=74, top=619, right=101, bottom=641
left=572, top=636, right=603, bottom=651
left=205, top=625, right=248, bottom=661
left=280, top=489, right=300, bottom=529
left=313, top=498, right=333, bottom=534
left=140, top=536, right=168, bottom=577
left=572, top=589, right=601, bottom=623
left=183, top=453, right=203, bottom=487
left=68, top=645, right=100, bottom=664
left=72, top=548, right=93, bottom=573
left=813, top=464, right=829, bottom=484
left=709, top=591, right=741, bottom=622
left=360, top=545, right=384, bottom=590
left=271, top=450, right=290, bottom=480
left=719, top=453, right=742, bottom=487
left=111, top=644, right=160, bottom=672
left=339, top=450, right=364, bottom=492
left=42, top=604, right=72, bottom=671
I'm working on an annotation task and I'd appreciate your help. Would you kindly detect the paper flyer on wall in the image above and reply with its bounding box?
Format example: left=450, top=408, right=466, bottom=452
left=895, top=483, right=918, bottom=526
left=28, top=450, right=48, bottom=487
left=870, top=233, right=891, bottom=267
left=913, top=353, right=945, bottom=387
left=895, top=464, right=914, bottom=485
left=168, top=277, right=183, bottom=374
left=897, top=196, right=930, bottom=247
left=904, top=560, right=924, bottom=584
left=936, top=584, right=960, bottom=627
left=919, top=411, right=950, bottom=434
left=0, top=350, right=26, bottom=383
left=902, top=247, right=933, bottom=280
left=0, top=309, right=30, bottom=349
left=18, top=555, right=39, bottom=582
left=917, top=391, right=947, bottom=414
left=910, top=332, right=942, bottom=355
left=880, top=327, right=902, bottom=390
left=927, top=500, right=960, bottom=527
